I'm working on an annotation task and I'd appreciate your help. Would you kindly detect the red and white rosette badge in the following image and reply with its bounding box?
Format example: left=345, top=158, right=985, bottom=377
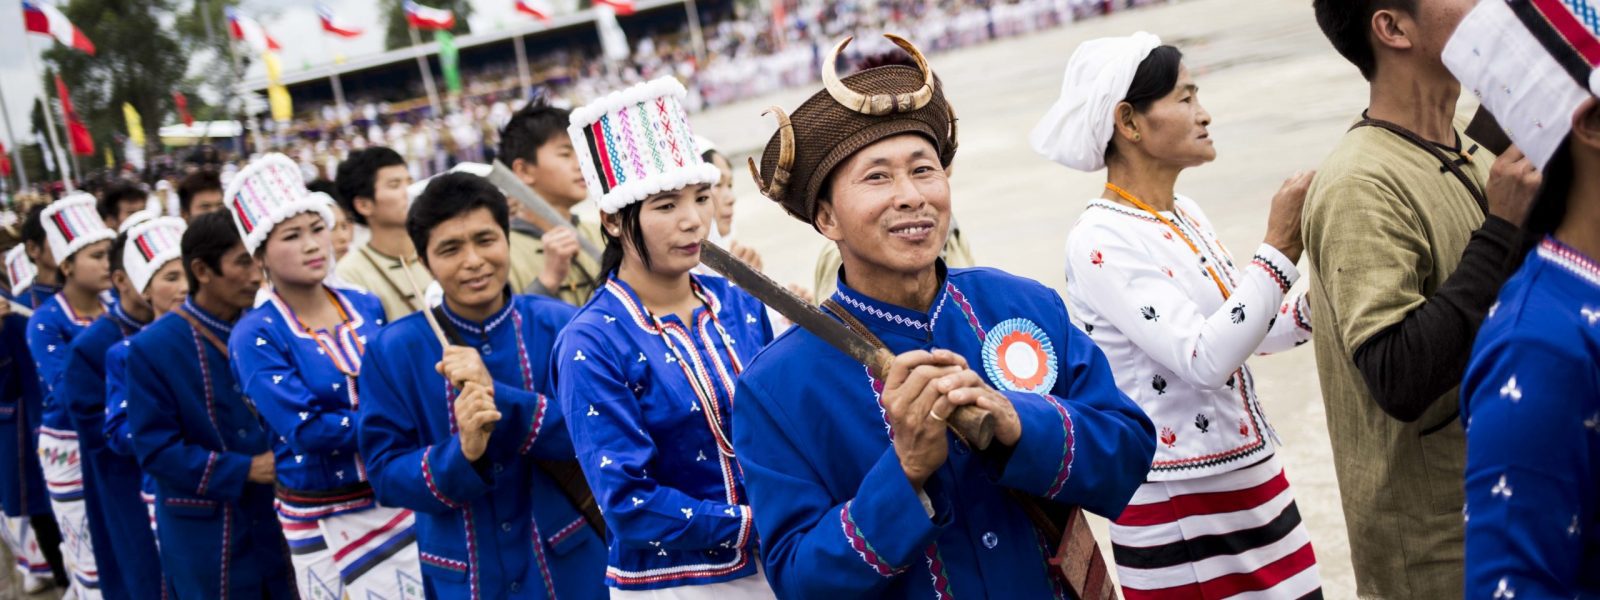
left=981, top=318, right=1058, bottom=393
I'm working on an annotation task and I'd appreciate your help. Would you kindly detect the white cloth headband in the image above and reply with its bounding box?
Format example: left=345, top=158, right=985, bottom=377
left=1030, top=32, right=1162, bottom=172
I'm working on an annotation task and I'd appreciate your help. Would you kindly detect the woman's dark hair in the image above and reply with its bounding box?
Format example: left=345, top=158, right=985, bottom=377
left=20, top=205, right=47, bottom=248
left=406, top=172, right=510, bottom=263
left=1526, top=139, right=1573, bottom=237
left=599, top=203, right=650, bottom=277
left=335, top=147, right=406, bottom=226
left=701, top=148, right=727, bottom=168
left=1107, top=45, right=1185, bottom=162
left=109, top=230, right=131, bottom=275
left=306, top=178, right=340, bottom=202
left=181, top=210, right=244, bottom=292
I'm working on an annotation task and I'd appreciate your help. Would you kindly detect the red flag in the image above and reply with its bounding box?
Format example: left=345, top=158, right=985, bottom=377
left=594, top=0, right=635, bottom=15
left=54, top=75, right=94, bottom=157
left=22, top=1, right=95, bottom=55
left=173, top=91, right=195, bottom=127
left=404, top=1, right=456, bottom=30
left=318, top=4, right=364, bottom=37
left=0, top=140, right=12, bottom=178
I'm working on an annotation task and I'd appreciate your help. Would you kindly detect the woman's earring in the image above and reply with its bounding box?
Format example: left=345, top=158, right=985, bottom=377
left=1133, top=132, right=1142, bottom=142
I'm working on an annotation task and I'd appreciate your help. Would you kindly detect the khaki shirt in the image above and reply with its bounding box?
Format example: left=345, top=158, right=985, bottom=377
left=812, top=225, right=976, bottom=301
left=334, top=242, right=436, bottom=322
left=507, top=217, right=605, bottom=307
left=1303, top=119, right=1491, bottom=599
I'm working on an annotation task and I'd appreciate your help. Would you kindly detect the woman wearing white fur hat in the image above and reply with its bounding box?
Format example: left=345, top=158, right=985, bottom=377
left=551, top=77, right=778, bottom=599
left=223, top=153, right=423, bottom=600
left=25, top=192, right=115, bottom=598
left=1034, top=34, right=1321, bottom=598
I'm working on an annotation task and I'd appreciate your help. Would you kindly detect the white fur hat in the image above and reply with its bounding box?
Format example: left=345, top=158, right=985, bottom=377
left=122, top=217, right=186, bottom=294
left=568, top=77, right=721, bottom=214
left=6, top=245, right=36, bottom=298
left=41, top=193, right=116, bottom=264
left=223, top=153, right=335, bottom=255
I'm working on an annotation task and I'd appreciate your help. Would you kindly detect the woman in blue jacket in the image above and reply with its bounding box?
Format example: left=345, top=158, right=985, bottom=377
left=552, top=77, right=776, bottom=598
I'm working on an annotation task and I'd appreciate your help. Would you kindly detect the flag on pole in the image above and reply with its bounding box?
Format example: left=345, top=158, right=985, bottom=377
left=21, top=1, right=95, bottom=55
left=594, top=0, right=636, bottom=16
left=226, top=8, right=282, bottom=53
left=0, top=141, right=12, bottom=178
left=122, top=103, right=146, bottom=147
left=104, top=146, right=114, bottom=169
left=436, top=31, right=461, bottom=94
left=317, top=4, right=364, bottom=38
left=173, top=91, right=195, bottom=127
left=515, top=0, right=553, bottom=21
left=404, top=1, right=456, bottom=30
left=54, top=75, right=93, bottom=157
left=263, top=52, right=294, bottom=123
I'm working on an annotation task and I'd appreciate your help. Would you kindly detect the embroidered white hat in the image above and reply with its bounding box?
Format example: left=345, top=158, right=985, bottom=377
left=122, top=217, right=186, bottom=294
left=41, top=193, right=116, bottom=264
left=223, top=153, right=335, bottom=255
left=1444, top=0, right=1600, bottom=170
left=6, top=245, right=36, bottom=298
left=568, top=77, right=721, bottom=214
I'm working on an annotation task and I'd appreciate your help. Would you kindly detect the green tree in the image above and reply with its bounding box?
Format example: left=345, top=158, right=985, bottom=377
left=174, top=0, right=245, bottom=123
left=41, top=0, right=188, bottom=166
left=381, top=0, right=474, bottom=51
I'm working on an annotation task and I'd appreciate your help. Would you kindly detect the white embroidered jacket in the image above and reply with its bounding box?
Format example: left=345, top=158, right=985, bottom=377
left=1065, top=196, right=1313, bottom=481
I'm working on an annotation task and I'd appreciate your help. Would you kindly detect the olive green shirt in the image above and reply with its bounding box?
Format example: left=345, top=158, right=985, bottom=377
left=1303, top=119, right=1491, bottom=599
left=507, top=217, right=604, bottom=307
left=334, top=242, right=436, bottom=322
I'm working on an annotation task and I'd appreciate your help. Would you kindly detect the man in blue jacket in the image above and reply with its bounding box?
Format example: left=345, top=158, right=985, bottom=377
left=125, top=211, right=291, bottom=599
left=358, top=173, right=606, bottom=599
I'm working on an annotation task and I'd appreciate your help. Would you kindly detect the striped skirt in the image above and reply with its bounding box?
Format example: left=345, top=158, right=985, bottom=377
left=1110, top=454, right=1320, bottom=599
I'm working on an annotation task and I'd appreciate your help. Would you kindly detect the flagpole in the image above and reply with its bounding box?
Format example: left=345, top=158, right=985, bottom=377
left=513, top=33, right=532, bottom=100
left=225, top=36, right=266, bottom=156
left=320, top=33, right=350, bottom=126
left=408, top=26, right=443, bottom=117
left=685, top=0, right=707, bottom=65
left=22, top=35, right=73, bottom=191
left=0, top=86, right=30, bottom=191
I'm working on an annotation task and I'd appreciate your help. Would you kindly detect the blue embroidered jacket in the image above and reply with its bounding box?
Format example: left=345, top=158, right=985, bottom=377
left=732, top=266, right=1155, bottom=598
left=551, top=275, right=773, bottom=590
left=126, top=299, right=291, bottom=598
left=27, top=293, right=102, bottom=434
left=62, top=304, right=164, bottom=599
left=230, top=287, right=386, bottom=519
left=0, top=313, right=48, bottom=518
left=1461, top=237, right=1600, bottom=598
left=358, top=294, right=606, bottom=600
left=12, top=283, right=61, bottom=310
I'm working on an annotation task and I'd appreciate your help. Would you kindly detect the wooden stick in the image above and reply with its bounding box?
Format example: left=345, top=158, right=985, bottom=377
left=397, top=255, right=449, bottom=349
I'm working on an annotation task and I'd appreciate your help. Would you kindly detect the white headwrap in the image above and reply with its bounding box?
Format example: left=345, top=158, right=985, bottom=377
left=1030, top=32, right=1162, bottom=172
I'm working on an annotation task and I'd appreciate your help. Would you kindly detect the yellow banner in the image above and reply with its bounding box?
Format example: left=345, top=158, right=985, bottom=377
left=263, top=51, right=293, bottom=123
left=122, top=102, right=146, bottom=147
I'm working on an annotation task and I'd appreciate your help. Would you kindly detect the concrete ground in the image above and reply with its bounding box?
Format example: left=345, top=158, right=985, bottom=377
left=684, top=0, right=1485, bottom=596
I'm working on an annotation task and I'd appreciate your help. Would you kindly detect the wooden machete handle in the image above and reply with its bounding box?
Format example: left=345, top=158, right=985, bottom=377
left=870, top=349, right=997, bottom=450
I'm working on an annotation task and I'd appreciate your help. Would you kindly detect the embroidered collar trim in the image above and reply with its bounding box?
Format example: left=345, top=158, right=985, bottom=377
left=108, top=302, right=147, bottom=334
left=182, top=297, right=235, bottom=339
left=830, top=269, right=950, bottom=336
left=1538, top=236, right=1600, bottom=289
left=440, top=289, right=516, bottom=337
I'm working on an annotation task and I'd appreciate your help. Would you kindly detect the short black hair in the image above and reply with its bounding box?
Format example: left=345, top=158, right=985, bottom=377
left=407, top=172, right=510, bottom=263
left=335, top=147, right=406, bottom=226
left=181, top=210, right=243, bottom=292
left=1314, top=0, right=1418, bottom=81
left=306, top=178, right=339, bottom=202
left=177, top=170, right=223, bottom=215
left=21, top=205, right=47, bottom=248
left=599, top=202, right=649, bottom=276
left=99, top=182, right=148, bottom=220
left=498, top=99, right=572, bottom=167
left=1107, top=45, right=1185, bottom=163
